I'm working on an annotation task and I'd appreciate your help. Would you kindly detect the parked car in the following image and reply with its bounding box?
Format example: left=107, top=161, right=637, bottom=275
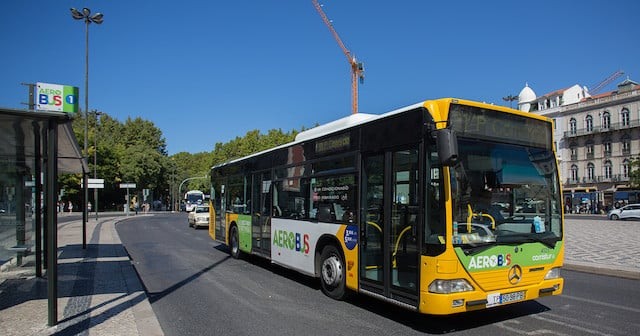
left=188, top=204, right=210, bottom=228
left=607, top=203, right=640, bottom=220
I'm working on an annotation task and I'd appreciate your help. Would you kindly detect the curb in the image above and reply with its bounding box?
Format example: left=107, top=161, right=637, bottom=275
left=110, top=216, right=164, bottom=336
left=564, top=262, right=640, bottom=280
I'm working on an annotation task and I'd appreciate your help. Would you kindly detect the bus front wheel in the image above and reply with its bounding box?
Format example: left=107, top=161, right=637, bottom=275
left=230, top=225, right=242, bottom=259
left=319, top=245, right=347, bottom=300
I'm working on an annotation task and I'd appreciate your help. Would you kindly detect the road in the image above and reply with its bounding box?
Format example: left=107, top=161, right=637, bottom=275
left=117, top=213, right=640, bottom=336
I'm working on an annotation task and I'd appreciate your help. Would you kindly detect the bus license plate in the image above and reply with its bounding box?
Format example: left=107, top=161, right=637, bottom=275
left=487, top=291, right=525, bottom=307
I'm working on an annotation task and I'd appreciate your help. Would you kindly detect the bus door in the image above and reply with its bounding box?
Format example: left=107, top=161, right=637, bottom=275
left=360, top=146, right=420, bottom=305
left=218, top=182, right=227, bottom=241
left=251, top=171, right=272, bottom=255
left=211, top=178, right=227, bottom=242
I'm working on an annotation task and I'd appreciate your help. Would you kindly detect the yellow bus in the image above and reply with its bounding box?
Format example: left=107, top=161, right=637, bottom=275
left=208, top=98, right=564, bottom=315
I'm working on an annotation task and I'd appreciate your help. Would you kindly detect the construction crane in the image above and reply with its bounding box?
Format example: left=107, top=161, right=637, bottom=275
left=312, top=0, right=364, bottom=115
left=589, top=70, right=624, bottom=95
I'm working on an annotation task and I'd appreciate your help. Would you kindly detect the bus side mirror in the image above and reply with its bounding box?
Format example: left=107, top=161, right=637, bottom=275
left=436, top=128, right=459, bottom=166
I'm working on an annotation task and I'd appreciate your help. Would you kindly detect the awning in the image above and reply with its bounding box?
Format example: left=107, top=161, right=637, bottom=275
left=57, top=121, right=87, bottom=174
left=614, top=191, right=629, bottom=200
left=0, top=107, right=87, bottom=174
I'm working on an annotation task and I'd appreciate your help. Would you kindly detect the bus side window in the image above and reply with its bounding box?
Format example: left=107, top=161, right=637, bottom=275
left=274, top=179, right=308, bottom=220
left=317, top=203, right=334, bottom=222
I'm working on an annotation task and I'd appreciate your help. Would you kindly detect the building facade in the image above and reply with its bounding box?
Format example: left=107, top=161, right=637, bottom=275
left=518, top=78, right=640, bottom=212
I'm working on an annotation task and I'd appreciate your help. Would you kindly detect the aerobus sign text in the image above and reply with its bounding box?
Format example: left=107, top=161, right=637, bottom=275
left=36, top=82, right=79, bottom=113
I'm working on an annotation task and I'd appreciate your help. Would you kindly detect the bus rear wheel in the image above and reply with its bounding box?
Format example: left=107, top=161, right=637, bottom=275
left=319, top=245, right=347, bottom=300
left=230, top=225, right=242, bottom=259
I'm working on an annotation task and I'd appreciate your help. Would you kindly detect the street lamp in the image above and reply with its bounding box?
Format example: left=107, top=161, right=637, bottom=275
left=502, top=94, right=518, bottom=108
left=70, top=7, right=103, bottom=245
left=93, top=111, right=103, bottom=220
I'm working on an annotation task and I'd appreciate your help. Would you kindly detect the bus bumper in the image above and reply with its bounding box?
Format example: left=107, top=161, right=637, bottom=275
left=418, top=277, right=564, bottom=315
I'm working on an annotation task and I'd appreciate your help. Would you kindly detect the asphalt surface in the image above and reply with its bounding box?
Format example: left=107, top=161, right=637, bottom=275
left=0, top=212, right=637, bottom=335
left=117, top=213, right=639, bottom=336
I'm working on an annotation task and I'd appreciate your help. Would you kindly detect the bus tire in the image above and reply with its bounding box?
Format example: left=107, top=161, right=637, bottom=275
left=319, top=245, right=347, bottom=300
left=230, top=225, right=242, bottom=259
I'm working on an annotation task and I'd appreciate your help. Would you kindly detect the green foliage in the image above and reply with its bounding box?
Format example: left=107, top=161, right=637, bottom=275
left=61, top=113, right=302, bottom=210
left=630, top=157, right=640, bottom=188
left=179, top=128, right=299, bottom=191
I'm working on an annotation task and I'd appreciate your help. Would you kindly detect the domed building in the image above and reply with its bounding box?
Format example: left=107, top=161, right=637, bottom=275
left=517, top=83, right=536, bottom=112
left=518, top=83, right=589, bottom=113
left=516, top=78, right=640, bottom=212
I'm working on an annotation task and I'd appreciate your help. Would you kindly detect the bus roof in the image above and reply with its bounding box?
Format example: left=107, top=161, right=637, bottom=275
left=211, top=98, right=547, bottom=170
left=211, top=101, right=424, bottom=170
left=185, top=190, right=204, bottom=194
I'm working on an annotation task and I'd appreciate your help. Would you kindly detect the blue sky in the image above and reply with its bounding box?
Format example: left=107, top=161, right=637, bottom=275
left=1, top=1, right=638, bottom=155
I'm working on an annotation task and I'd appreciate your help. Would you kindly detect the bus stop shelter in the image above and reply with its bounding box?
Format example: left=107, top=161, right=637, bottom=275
left=0, top=107, right=87, bottom=326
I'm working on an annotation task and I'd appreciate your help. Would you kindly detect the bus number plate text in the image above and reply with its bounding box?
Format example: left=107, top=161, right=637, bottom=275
left=487, top=291, right=525, bottom=307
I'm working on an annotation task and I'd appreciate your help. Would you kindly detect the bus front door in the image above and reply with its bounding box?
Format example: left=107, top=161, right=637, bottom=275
left=361, top=147, right=420, bottom=306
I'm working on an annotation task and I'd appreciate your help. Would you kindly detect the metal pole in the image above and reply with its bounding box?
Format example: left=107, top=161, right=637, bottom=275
left=126, top=188, right=130, bottom=216
left=94, top=111, right=100, bottom=220
left=82, top=18, right=90, bottom=249
left=34, top=122, right=43, bottom=277
left=46, top=119, right=58, bottom=326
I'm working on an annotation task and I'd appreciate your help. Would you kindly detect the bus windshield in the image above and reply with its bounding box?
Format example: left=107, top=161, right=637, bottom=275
left=450, top=138, right=562, bottom=248
left=186, top=193, right=204, bottom=204
left=184, top=191, right=205, bottom=212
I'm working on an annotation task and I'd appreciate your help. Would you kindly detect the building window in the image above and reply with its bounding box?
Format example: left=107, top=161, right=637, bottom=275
left=586, top=140, right=594, bottom=159
left=570, top=118, right=577, bottom=135
left=570, top=145, right=578, bottom=160
left=602, top=111, right=611, bottom=129
left=603, top=141, right=612, bottom=157
left=586, top=115, right=593, bottom=132
left=603, top=160, right=612, bottom=179
left=587, top=162, right=595, bottom=181
left=622, top=135, right=631, bottom=155
left=621, top=108, right=630, bottom=127
left=571, top=164, right=579, bottom=182
left=622, top=159, right=630, bottom=178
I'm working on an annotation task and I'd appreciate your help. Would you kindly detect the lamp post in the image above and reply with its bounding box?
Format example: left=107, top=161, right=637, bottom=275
left=71, top=7, right=103, bottom=247
left=93, top=111, right=103, bottom=220
left=502, top=94, right=518, bottom=108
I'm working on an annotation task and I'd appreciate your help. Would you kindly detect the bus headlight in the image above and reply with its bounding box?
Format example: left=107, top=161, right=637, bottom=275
left=428, top=279, right=474, bottom=294
left=544, top=267, right=561, bottom=280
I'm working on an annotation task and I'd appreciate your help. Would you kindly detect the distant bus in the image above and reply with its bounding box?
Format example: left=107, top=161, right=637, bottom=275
left=184, top=190, right=205, bottom=212
left=208, top=98, right=564, bottom=315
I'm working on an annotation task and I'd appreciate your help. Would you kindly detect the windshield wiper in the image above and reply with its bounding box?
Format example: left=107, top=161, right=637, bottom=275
left=458, top=242, right=496, bottom=255
left=496, top=233, right=557, bottom=249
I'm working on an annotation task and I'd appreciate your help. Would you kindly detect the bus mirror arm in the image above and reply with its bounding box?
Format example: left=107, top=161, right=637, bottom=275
left=436, top=128, right=459, bottom=166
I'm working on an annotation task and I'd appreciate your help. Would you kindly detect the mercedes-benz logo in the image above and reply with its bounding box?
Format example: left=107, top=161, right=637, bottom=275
left=508, top=265, right=522, bottom=285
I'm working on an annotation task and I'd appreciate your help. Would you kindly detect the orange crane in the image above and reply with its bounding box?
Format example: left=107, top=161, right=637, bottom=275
left=590, top=70, right=624, bottom=95
left=312, top=0, right=364, bottom=114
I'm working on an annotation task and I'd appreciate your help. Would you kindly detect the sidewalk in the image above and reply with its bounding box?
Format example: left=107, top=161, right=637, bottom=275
left=563, top=216, right=640, bottom=280
left=0, top=215, right=164, bottom=336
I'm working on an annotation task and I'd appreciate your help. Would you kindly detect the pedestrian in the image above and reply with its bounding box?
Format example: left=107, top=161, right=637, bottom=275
left=88, top=202, right=92, bottom=213
left=68, top=201, right=73, bottom=213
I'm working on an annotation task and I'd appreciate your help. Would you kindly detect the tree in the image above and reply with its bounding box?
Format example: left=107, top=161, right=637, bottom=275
left=61, top=111, right=303, bottom=211
left=62, top=113, right=170, bottom=210
left=629, top=157, right=640, bottom=188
